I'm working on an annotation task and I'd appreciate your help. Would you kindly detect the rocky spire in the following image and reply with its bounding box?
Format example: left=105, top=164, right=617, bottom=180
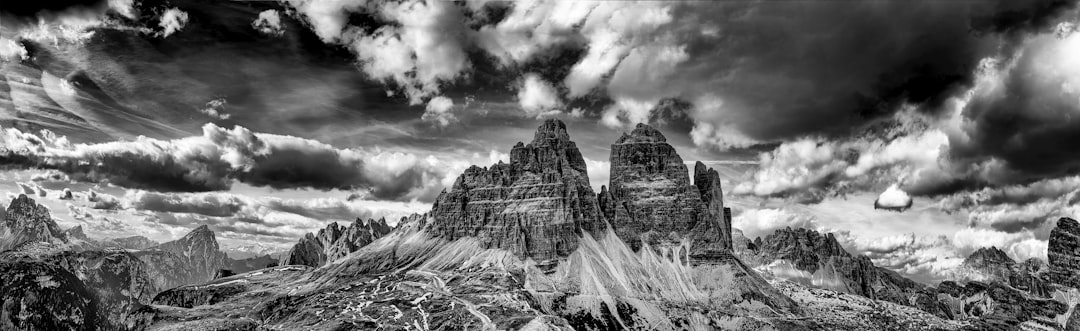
left=1049, top=217, right=1080, bottom=287
left=0, top=194, right=68, bottom=250
left=426, top=119, right=606, bottom=263
left=693, top=161, right=732, bottom=251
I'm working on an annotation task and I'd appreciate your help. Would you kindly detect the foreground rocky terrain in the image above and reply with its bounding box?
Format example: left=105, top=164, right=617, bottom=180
left=4, top=120, right=1080, bottom=330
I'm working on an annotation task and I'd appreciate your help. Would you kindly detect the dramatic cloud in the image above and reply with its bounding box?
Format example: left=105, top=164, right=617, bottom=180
left=517, top=73, right=563, bottom=118
left=252, top=9, right=285, bottom=36
left=158, top=8, right=190, bottom=38
left=732, top=111, right=949, bottom=202
left=0, top=124, right=460, bottom=202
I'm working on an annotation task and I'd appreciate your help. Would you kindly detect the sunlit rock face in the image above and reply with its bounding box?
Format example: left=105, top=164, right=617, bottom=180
left=426, top=119, right=608, bottom=263
left=280, top=217, right=393, bottom=267
left=1051, top=217, right=1080, bottom=288
left=604, top=123, right=732, bottom=257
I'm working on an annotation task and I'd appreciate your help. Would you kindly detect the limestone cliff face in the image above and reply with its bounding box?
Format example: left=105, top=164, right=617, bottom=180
left=281, top=217, right=393, bottom=267
left=425, top=119, right=607, bottom=263
left=602, top=124, right=731, bottom=256
left=1050, top=217, right=1080, bottom=288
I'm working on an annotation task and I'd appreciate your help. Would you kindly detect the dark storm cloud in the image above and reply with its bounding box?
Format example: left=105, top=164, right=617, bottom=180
left=0, top=123, right=458, bottom=201
left=673, top=0, right=1076, bottom=145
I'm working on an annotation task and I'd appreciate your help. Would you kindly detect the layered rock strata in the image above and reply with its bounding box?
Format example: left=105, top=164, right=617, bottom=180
left=602, top=123, right=732, bottom=255
left=1050, top=217, right=1080, bottom=288
left=425, top=119, right=607, bottom=262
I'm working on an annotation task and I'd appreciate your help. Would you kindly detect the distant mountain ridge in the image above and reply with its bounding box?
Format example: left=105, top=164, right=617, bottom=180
left=281, top=217, right=393, bottom=267
left=0, top=195, right=277, bottom=330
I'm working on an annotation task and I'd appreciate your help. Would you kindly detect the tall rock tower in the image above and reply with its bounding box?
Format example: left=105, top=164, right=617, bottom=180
left=426, top=119, right=607, bottom=263
left=602, top=123, right=732, bottom=256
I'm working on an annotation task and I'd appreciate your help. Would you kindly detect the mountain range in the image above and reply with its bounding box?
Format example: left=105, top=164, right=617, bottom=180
left=2, top=119, right=1080, bottom=330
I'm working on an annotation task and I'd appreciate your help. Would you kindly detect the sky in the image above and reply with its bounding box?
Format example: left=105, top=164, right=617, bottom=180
left=1, top=0, right=1079, bottom=282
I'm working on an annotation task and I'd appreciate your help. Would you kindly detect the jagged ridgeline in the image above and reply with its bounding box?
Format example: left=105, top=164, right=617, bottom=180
left=9, top=119, right=1080, bottom=330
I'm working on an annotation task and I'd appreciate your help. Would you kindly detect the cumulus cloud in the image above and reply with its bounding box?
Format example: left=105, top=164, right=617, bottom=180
left=583, top=157, right=610, bottom=192
left=875, top=184, right=913, bottom=211
left=198, top=98, right=230, bottom=120
left=732, top=208, right=819, bottom=240
left=421, top=96, right=456, bottom=127
left=952, top=227, right=1041, bottom=259
left=285, top=0, right=470, bottom=104
left=517, top=73, right=563, bottom=118
left=0, top=124, right=460, bottom=202
left=87, top=189, right=121, bottom=210
left=732, top=110, right=949, bottom=202
left=158, top=8, right=189, bottom=38
left=252, top=9, right=284, bottom=36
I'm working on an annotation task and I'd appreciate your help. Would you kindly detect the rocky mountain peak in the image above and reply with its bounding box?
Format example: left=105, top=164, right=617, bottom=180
left=1, top=194, right=68, bottom=250
left=531, top=118, right=572, bottom=145
left=137, top=225, right=229, bottom=290
left=176, top=225, right=218, bottom=248
left=426, top=119, right=606, bottom=262
left=616, top=123, right=667, bottom=144
left=1049, top=217, right=1080, bottom=288
left=963, top=246, right=1015, bottom=268
left=603, top=123, right=733, bottom=257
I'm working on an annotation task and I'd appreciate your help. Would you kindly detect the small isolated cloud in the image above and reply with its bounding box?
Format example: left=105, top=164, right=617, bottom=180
left=733, top=208, right=818, bottom=240
left=199, top=98, right=230, bottom=120
left=517, top=73, right=562, bottom=118
left=0, top=38, right=29, bottom=62
left=87, top=190, right=122, bottom=210
left=875, top=184, right=912, bottom=211
left=422, top=96, right=456, bottom=127
left=159, top=8, right=190, bottom=38
left=252, top=10, right=285, bottom=36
